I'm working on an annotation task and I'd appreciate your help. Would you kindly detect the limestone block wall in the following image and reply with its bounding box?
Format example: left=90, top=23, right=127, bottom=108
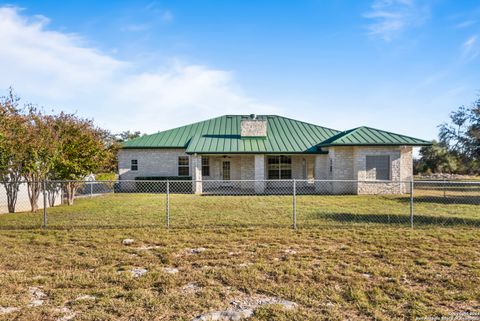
left=328, top=147, right=357, bottom=194
left=240, top=155, right=255, bottom=180
left=354, top=146, right=412, bottom=194
left=118, top=148, right=190, bottom=180
left=314, top=154, right=331, bottom=193
left=400, top=146, right=413, bottom=182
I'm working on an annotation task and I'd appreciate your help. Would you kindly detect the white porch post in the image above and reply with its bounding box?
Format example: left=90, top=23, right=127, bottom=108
left=191, top=154, right=202, bottom=194
left=254, top=154, right=265, bottom=193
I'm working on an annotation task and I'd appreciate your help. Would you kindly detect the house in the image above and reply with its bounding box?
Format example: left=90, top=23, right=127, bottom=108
left=118, top=115, right=431, bottom=194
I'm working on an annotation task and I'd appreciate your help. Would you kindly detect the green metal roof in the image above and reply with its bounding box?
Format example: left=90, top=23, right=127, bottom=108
left=123, top=115, right=340, bottom=154
left=122, top=116, right=431, bottom=153
left=317, top=126, right=431, bottom=147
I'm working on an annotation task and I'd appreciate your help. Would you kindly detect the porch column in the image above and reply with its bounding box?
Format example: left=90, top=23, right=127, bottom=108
left=191, top=154, right=202, bottom=194
left=254, top=154, right=265, bottom=193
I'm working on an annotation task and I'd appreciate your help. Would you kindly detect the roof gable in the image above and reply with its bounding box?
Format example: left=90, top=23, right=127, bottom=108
left=317, top=126, right=431, bottom=147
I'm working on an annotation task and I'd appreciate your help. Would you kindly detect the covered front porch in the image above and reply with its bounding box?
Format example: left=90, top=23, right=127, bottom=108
left=190, top=154, right=325, bottom=194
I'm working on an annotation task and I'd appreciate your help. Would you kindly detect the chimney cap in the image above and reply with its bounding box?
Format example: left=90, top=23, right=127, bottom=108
left=249, top=114, right=256, bottom=120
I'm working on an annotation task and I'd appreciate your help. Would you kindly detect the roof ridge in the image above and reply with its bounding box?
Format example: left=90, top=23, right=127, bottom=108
left=357, top=126, right=431, bottom=142
left=270, top=115, right=341, bottom=133
left=125, top=115, right=226, bottom=144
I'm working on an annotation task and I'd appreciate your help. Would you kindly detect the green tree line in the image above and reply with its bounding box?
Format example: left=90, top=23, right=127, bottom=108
left=0, top=89, right=136, bottom=212
left=415, top=96, right=480, bottom=175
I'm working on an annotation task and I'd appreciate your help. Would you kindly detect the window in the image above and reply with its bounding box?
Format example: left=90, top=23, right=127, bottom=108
left=178, top=156, right=190, bottom=176
left=202, top=157, right=210, bottom=176
left=267, top=156, right=292, bottom=179
left=366, top=155, right=390, bottom=180
left=329, top=159, right=333, bottom=173
left=131, top=159, right=138, bottom=171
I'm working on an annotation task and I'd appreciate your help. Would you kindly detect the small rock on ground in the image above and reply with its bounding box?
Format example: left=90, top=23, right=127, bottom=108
left=73, top=295, right=96, bottom=302
left=28, top=287, right=47, bottom=307
left=122, top=239, right=134, bottom=245
left=0, top=307, right=20, bottom=314
left=136, top=245, right=161, bottom=250
left=190, top=247, right=207, bottom=254
left=181, top=283, right=201, bottom=294
left=237, top=263, right=252, bottom=268
left=130, top=268, right=148, bottom=278
left=162, top=267, right=179, bottom=274
left=192, top=292, right=298, bottom=321
left=55, top=307, right=77, bottom=321
left=231, top=294, right=297, bottom=311
left=191, top=309, right=253, bottom=321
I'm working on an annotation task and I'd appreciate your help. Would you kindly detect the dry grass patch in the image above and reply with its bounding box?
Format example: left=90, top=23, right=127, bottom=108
left=0, top=227, right=478, bottom=320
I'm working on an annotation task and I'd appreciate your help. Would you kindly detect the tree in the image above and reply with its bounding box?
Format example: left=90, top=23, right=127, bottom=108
left=100, top=131, right=143, bottom=174
left=439, top=97, right=480, bottom=173
left=22, top=107, right=58, bottom=212
left=415, top=141, right=459, bottom=174
left=0, top=89, right=28, bottom=213
left=116, top=130, right=143, bottom=142
left=51, top=113, right=112, bottom=205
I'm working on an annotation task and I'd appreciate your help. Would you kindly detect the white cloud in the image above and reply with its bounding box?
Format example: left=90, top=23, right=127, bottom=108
left=455, top=20, right=477, bottom=29
left=462, top=35, right=479, bottom=61
left=161, top=10, right=173, bottom=23
left=364, top=0, right=430, bottom=41
left=0, top=6, right=279, bottom=133
left=144, top=1, right=174, bottom=23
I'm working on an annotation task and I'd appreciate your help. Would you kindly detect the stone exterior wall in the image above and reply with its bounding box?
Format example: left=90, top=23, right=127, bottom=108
left=354, top=146, right=412, bottom=194
left=400, top=146, right=413, bottom=182
left=322, top=146, right=413, bottom=194
left=118, top=146, right=414, bottom=195
left=314, top=154, right=329, bottom=179
left=314, top=154, right=330, bottom=192
left=240, top=156, right=255, bottom=180
left=327, top=147, right=357, bottom=193
left=118, top=148, right=190, bottom=180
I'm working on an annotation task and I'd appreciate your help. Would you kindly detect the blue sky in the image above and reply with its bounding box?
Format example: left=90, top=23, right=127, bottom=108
left=1, top=0, right=479, bottom=141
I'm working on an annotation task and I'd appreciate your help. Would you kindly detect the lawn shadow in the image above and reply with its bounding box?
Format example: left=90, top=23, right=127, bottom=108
left=394, top=195, right=480, bottom=205
left=310, top=212, right=480, bottom=227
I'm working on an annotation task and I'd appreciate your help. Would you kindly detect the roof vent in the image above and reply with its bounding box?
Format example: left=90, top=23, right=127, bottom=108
left=250, top=114, right=256, bottom=120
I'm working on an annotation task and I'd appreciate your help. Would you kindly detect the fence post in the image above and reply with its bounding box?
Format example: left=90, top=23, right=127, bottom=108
left=410, top=180, right=414, bottom=229
left=90, top=182, right=93, bottom=197
left=43, top=180, right=48, bottom=228
left=166, top=180, right=170, bottom=229
left=292, top=179, right=297, bottom=230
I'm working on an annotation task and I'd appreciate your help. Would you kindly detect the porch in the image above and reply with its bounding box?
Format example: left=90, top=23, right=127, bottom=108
left=190, top=154, right=321, bottom=194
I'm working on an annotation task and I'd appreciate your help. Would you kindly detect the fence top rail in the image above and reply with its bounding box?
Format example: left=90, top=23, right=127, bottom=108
left=46, top=179, right=407, bottom=183
left=413, top=180, right=480, bottom=185
left=7, top=179, right=480, bottom=185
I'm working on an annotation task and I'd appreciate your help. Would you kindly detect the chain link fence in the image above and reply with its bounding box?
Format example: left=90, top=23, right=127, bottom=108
left=0, top=179, right=479, bottom=229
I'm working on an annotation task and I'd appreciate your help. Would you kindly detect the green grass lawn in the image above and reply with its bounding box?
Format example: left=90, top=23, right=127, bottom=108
left=0, top=190, right=478, bottom=229
left=0, top=193, right=479, bottom=320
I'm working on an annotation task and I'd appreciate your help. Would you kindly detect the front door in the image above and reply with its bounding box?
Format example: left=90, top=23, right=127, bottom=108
left=222, top=161, right=231, bottom=181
